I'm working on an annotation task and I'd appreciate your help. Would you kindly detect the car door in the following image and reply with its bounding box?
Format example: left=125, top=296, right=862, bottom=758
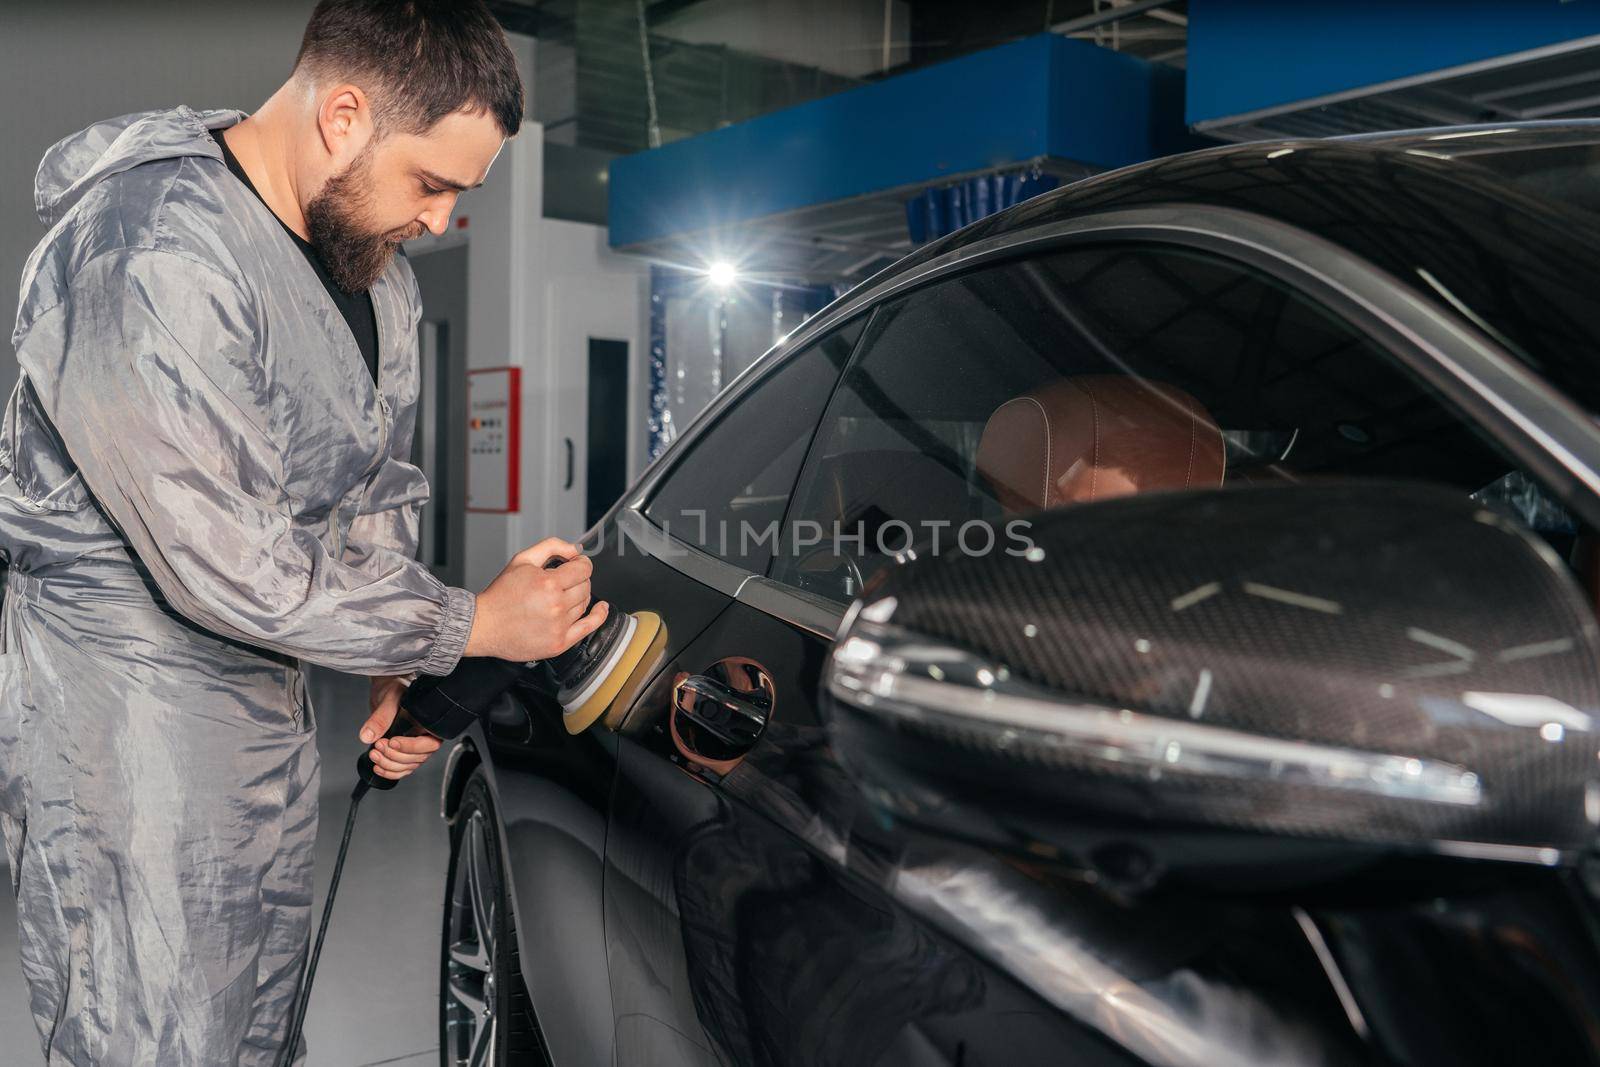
left=602, top=303, right=1129, bottom=1065
left=600, top=230, right=1599, bottom=1067
left=593, top=318, right=966, bottom=1067
left=478, top=318, right=861, bottom=1067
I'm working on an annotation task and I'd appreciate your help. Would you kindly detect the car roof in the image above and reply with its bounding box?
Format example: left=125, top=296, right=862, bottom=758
left=879, top=121, right=1600, bottom=279
left=849, top=122, right=1600, bottom=400
left=1332, top=119, right=1600, bottom=151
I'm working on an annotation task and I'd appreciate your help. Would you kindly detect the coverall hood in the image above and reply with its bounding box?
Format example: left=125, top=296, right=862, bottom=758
left=33, top=106, right=244, bottom=226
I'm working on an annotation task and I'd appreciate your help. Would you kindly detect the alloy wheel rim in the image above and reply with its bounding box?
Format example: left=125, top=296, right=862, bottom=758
left=444, top=809, right=497, bottom=1066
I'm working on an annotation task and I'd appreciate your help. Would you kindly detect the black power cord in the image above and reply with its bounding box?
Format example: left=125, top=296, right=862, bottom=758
left=272, top=555, right=611, bottom=1063
left=274, top=778, right=371, bottom=1067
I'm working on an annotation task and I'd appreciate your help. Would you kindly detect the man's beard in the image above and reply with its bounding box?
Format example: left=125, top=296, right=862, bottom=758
left=305, top=149, right=424, bottom=294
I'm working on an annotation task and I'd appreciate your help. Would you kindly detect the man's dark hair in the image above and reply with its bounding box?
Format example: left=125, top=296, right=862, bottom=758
left=295, top=0, right=524, bottom=137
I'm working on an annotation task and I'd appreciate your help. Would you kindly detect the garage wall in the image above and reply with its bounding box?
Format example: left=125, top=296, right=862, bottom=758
left=0, top=2, right=535, bottom=399
left=455, top=126, right=650, bottom=591
left=0, top=0, right=316, bottom=397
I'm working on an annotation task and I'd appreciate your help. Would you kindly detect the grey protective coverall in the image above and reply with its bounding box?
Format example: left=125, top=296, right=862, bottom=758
left=0, top=106, right=476, bottom=1064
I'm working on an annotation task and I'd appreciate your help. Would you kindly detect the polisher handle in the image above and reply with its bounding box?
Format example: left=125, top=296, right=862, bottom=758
left=357, top=654, right=530, bottom=792
left=355, top=554, right=587, bottom=794
left=355, top=711, right=420, bottom=792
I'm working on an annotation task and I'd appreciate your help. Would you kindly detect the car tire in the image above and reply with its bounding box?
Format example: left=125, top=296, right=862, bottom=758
left=440, top=770, right=550, bottom=1066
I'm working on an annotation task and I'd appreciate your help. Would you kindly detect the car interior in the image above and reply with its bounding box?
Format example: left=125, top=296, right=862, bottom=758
left=773, top=244, right=1588, bottom=601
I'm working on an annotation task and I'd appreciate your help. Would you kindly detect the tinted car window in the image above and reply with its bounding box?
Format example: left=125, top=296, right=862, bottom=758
left=645, top=319, right=863, bottom=571
left=771, top=244, right=1572, bottom=602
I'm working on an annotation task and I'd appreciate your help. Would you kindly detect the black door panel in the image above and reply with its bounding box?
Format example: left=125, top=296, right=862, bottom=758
left=495, top=750, right=615, bottom=1067
left=603, top=748, right=726, bottom=1067
left=491, top=518, right=736, bottom=1065
left=603, top=601, right=1138, bottom=1065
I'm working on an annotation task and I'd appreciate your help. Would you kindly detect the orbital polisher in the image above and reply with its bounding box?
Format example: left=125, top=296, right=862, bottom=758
left=274, top=556, right=663, bottom=1067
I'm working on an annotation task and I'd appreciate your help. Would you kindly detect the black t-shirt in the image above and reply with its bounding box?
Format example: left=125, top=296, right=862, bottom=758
left=210, top=128, right=379, bottom=384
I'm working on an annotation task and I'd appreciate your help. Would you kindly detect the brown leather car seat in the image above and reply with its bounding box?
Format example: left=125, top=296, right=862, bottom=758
left=976, top=376, right=1226, bottom=514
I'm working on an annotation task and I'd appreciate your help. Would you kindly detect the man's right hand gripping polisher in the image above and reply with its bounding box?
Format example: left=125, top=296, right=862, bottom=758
left=359, top=554, right=664, bottom=788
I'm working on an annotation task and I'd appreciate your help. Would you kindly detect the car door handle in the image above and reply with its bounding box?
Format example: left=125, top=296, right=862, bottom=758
left=674, top=674, right=770, bottom=751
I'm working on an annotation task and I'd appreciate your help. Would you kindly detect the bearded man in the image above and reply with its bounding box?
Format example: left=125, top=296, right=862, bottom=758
left=0, top=2, right=608, bottom=1063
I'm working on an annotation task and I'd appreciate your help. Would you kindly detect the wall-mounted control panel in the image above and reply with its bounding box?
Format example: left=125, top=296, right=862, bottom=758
left=466, top=366, right=520, bottom=513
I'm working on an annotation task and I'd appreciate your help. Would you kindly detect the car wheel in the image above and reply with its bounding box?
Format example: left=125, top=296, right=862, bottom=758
left=440, top=770, right=549, bottom=1066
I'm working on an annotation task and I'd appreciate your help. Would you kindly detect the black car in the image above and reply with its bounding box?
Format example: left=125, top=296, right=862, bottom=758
left=437, top=122, right=1600, bottom=1067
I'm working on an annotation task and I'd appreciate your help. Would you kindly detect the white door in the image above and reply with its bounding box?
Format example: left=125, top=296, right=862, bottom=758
left=543, top=271, right=645, bottom=541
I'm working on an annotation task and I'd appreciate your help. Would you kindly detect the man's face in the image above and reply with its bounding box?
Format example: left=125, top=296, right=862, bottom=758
left=307, top=108, right=505, bottom=293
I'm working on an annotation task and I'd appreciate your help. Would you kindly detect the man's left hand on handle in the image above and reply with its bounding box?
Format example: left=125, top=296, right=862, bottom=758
left=361, top=674, right=443, bottom=781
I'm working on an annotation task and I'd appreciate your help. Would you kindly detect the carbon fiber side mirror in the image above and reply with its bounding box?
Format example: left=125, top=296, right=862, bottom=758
left=823, top=482, right=1600, bottom=885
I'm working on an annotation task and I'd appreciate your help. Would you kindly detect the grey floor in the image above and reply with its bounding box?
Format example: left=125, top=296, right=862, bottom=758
left=0, top=667, right=454, bottom=1066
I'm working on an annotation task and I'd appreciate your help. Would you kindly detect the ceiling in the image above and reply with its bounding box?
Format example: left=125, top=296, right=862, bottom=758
left=488, top=2, right=1600, bottom=286
left=489, top=0, right=1189, bottom=270
left=491, top=0, right=1189, bottom=156
left=1198, top=38, right=1600, bottom=142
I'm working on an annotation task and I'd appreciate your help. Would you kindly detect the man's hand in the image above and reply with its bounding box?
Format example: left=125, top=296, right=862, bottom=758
left=359, top=675, right=443, bottom=781
left=464, top=537, right=610, bottom=662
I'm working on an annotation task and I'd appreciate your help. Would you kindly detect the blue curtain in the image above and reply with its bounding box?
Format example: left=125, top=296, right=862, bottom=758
left=905, top=171, right=1061, bottom=244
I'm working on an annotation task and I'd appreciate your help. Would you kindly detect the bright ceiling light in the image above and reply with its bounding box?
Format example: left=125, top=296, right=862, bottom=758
left=706, top=261, right=738, bottom=288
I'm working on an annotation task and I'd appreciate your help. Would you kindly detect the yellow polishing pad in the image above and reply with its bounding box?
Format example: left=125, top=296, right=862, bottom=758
left=563, top=611, right=664, bottom=735
left=601, top=615, right=669, bottom=733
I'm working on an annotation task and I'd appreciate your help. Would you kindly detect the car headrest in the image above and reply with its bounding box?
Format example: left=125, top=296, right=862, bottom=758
left=976, top=376, right=1225, bottom=514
